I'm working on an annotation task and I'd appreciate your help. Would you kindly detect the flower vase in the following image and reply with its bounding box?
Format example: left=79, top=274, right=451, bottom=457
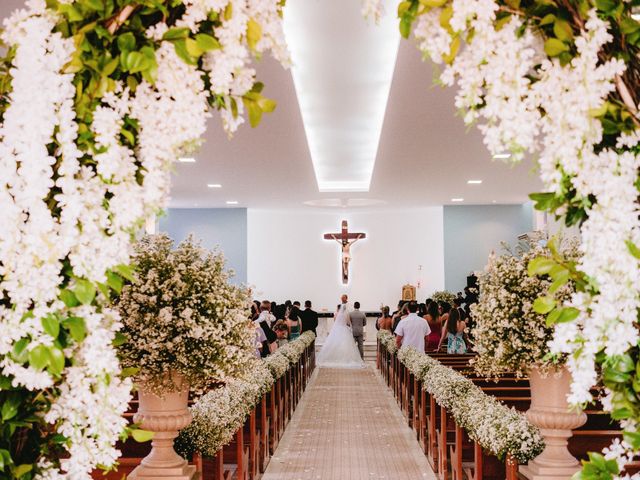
left=128, top=374, right=196, bottom=480
left=519, top=366, right=587, bottom=480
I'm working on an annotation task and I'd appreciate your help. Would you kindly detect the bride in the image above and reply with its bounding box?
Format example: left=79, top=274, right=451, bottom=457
left=317, top=300, right=364, bottom=368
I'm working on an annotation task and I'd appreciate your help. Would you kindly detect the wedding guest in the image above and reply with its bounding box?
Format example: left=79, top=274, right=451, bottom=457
left=274, top=322, right=289, bottom=347
left=437, top=308, right=467, bottom=354
left=287, top=309, right=301, bottom=341
left=424, top=301, right=441, bottom=351
left=377, top=306, right=393, bottom=331
left=293, top=300, right=301, bottom=310
left=418, top=303, right=427, bottom=317
left=300, top=300, right=319, bottom=335
left=256, top=302, right=277, bottom=355
left=392, top=302, right=409, bottom=332
left=254, top=322, right=268, bottom=358
left=394, top=302, right=431, bottom=350
left=258, top=301, right=276, bottom=326
left=438, top=301, right=451, bottom=327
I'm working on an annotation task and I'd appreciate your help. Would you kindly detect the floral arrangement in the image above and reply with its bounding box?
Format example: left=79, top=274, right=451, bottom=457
left=117, top=234, right=255, bottom=395
left=393, top=345, right=544, bottom=463
left=264, top=351, right=290, bottom=379
left=378, top=330, right=397, bottom=354
left=277, top=331, right=315, bottom=365
left=176, top=333, right=313, bottom=458
left=363, top=0, right=640, bottom=470
left=431, top=290, right=456, bottom=306
left=0, top=0, right=287, bottom=476
left=471, top=240, right=579, bottom=378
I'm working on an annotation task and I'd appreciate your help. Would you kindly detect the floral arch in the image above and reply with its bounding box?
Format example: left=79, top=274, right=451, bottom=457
left=366, top=0, right=640, bottom=473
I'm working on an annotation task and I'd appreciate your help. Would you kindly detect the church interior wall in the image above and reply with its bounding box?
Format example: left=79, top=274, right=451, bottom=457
left=159, top=208, right=248, bottom=283
left=247, top=208, right=445, bottom=312
left=443, top=204, right=534, bottom=293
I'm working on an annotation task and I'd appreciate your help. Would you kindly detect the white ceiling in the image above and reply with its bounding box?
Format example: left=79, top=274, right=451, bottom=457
left=1, top=0, right=542, bottom=209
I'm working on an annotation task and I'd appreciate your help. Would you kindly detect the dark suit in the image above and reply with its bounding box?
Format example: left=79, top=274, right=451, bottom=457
left=300, top=308, right=319, bottom=335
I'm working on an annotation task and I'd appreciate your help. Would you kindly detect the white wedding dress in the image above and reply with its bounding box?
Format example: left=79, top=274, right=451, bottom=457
left=317, top=306, right=364, bottom=368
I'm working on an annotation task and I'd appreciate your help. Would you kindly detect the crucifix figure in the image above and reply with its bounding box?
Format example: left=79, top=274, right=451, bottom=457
left=324, top=220, right=366, bottom=284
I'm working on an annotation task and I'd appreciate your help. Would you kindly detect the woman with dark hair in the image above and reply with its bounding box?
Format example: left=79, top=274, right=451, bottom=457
left=251, top=300, right=261, bottom=321
left=424, top=301, right=442, bottom=351
left=437, top=308, right=467, bottom=353
left=287, top=309, right=301, bottom=341
left=438, top=301, right=451, bottom=327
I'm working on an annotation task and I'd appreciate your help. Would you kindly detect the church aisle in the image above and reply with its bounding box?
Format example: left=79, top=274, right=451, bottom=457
left=262, top=366, right=436, bottom=480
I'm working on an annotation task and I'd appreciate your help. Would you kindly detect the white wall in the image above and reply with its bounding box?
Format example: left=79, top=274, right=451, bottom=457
left=247, top=208, right=445, bottom=312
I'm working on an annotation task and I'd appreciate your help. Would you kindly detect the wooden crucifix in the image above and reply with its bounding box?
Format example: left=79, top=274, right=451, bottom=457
left=324, top=220, right=366, bottom=284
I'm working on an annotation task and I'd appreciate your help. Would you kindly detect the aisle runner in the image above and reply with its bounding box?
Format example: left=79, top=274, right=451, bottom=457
left=262, top=366, right=436, bottom=479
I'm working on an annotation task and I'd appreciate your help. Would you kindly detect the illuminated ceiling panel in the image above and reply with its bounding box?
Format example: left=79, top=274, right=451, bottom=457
left=283, top=0, right=400, bottom=192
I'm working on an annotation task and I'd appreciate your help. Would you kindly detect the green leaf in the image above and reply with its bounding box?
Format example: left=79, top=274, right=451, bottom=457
left=553, top=19, right=573, bottom=41
left=545, top=308, right=561, bottom=326
left=114, top=264, right=135, bottom=281
left=63, top=317, right=87, bottom=342
left=102, top=58, right=119, bottom=76
left=121, top=367, right=139, bottom=378
left=0, top=449, right=10, bottom=470
left=28, top=345, right=49, bottom=371
left=533, top=295, right=556, bottom=314
left=615, top=354, right=635, bottom=372
left=131, top=429, right=155, bottom=443
left=544, top=38, right=569, bottom=57
left=399, top=15, right=413, bottom=38
left=58, top=4, right=83, bottom=22
left=11, top=338, right=29, bottom=364
left=595, top=0, right=617, bottom=12
left=1, top=395, right=20, bottom=421
left=125, top=51, right=151, bottom=74
left=623, top=430, right=640, bottom=450
left=41, top=315, right=60, bottom=339
left=60, top=288, right=79, bottom=307
left=620, top=17, right=640, bottom=34
left=113, top=331, right=127, bottom=347
left=555, top=307, right=580, bottom=323
left=184, top=38, right=204, bottom=58
left=162, top=27, right=190, bottom=41
left=257, top=97, right=276, bottom=113
left=625, top=239, right=640, bottom=259
left=173, top=39, right=198, bottom=65
left=529, top=191, right=556, bottom=211
left=74, top=279, right=96, bottom=305
left=84, top=0, right=104, bottom=11
left=539, top=13, right=556, bottom=25
left=195, top=33, right=221, bottom=52
left=117, top=32, right=136, bottom=53
left=106, top=271, right=124, bottom=294
left=47, top=347, right=65, bottom=376
left=528, top=257, right=556, bottom=276
left=13, top=464, right=32, bottom=478
left=243, top=98, right=262, bottom=128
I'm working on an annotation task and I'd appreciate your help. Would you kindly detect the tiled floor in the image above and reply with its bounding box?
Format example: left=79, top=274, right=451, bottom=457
left=262, top=366, right=436, bottom=480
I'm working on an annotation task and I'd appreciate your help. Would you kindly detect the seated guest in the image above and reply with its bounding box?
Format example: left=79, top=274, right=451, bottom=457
left=287, top=309, right=302, bottom=341
left=300, top=300, right=319, bottom=335
left=394, top=302, right=431, bottom=350
left=274, top=322, right=289, bottom=347
left=377, top=306, right=393, bottom=331
left=254, top=322, right=268, bottom=358
left=423, top=301, right=441, bottom=351
left=437, top=308, right=467, bottom=353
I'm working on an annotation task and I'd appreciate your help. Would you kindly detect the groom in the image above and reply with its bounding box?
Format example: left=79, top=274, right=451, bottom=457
left=350, top=301, right=366, bottom=360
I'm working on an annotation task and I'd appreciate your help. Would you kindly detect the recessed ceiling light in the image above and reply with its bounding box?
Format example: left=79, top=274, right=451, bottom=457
left=467, top=180, right=482, bottom=184
left=492, top=153, right=511, bottom=160
left=226, top=200, right=238, bottom=205
left=451, top=198, right=464, bottom=202
left=207, top=183, right=222, bottom=188
left=178, top=157, right=196, bottom=163
left=492, top=200, right=497, bottom=203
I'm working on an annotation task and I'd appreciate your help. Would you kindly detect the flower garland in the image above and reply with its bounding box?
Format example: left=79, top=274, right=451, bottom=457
left=176, top=332, right=315, bottom=458
left=0, top=0, right=288, bottom=477
left=377, top=329, right=398, bottom=354
left=430, top=290, right=456, bottom=306
left=392, top=343, right=544, bottom=463
left=368, top=0, right=640, bottom=472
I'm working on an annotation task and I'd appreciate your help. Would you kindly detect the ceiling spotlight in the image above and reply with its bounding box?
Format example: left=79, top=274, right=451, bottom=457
left=451, top=198, right=464, bottom=202
left=226, top=200, right=238, bottom=205
left=178, top=157, right=196, bottom=163
left=492, top=200, right=497, bottom=203
left=492, top=153, right=511, bottom=160
left=207, top=183, right=222, bottom=188
left=467, top=180, right=482, bottom=184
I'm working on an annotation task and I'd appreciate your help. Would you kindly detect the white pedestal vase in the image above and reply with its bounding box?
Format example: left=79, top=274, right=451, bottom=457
left=128, top=375, right=196, bottom=480
left=520, top=366, right=587, bottom=480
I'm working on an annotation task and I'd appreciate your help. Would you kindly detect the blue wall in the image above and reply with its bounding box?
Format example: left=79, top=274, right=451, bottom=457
left=159, top=208, right=248, bottom=283
left=443, top=204, right=533, bottom=292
